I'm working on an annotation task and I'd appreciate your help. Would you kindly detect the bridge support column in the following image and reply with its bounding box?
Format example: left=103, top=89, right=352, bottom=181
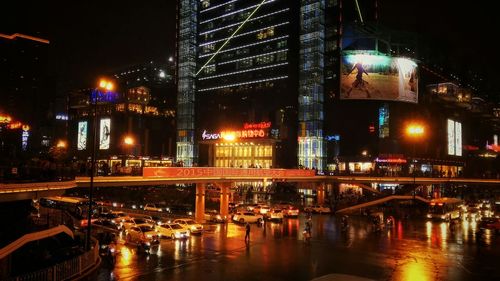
left=317, top=183, right=325, bottom=205
left=220, top=183, right=230, bottom=220
left=195, top=183, right=206, bottom=223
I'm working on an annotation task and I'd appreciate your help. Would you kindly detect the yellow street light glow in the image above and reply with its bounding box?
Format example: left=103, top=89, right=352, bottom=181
left=222, top=133, right=236, bottom=141
left=124, top=136, right=135, bottom=146
left=406, top=124, right=425, bottom=137
left=56, top=140, right=67, bottom=149
left=98, top=79, right=114, bottom=91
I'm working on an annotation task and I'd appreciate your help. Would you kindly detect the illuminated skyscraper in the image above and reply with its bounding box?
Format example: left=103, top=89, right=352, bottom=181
left=177, top=0, right=331, bottom=169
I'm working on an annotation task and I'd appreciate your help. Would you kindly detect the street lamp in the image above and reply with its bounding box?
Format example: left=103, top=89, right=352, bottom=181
left=56, top=140, right=67, bottom=149
left=86, top=78, right=114, bottom=250
left=405, top=123, right=425, bottom=200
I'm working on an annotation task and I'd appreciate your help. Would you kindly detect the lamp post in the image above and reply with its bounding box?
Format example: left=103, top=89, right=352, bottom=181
left=86, top=79, right=114, bottom=250
left=405, top=123, right=425, bottom=201
left=122, top=135, right=135, bottom=168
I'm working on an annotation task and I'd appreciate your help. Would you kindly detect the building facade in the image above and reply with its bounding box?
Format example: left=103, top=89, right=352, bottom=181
left=176, top=0, right=500, bottom=175
left=68, top=60, right=177, bottom=173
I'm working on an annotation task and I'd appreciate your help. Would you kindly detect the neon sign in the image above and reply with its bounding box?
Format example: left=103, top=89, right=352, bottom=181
left=201, top=129, right=267, bottom=140
left=243, top=122, right=271, bottom=129
left=21, top=129, right=29, bottom=151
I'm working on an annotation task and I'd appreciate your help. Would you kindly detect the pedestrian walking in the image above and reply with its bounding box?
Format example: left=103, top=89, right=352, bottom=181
left=245, top=222, right=251, bottom=243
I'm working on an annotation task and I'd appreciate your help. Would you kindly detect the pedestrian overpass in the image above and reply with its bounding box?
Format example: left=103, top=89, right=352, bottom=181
left=2, top=167, right=500, bottom=222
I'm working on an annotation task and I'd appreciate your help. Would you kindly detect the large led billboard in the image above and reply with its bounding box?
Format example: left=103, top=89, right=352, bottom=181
left=77, top=121, right=88, bottom=151
left=447, top=119, right=462, bottom=156
left=340, top=52, right=418, bottom=103
left=99, top=118, right=111, bottom=150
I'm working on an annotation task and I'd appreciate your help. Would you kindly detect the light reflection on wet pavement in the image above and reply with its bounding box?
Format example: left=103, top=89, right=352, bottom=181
left=97, top=215, right=500, bottom=281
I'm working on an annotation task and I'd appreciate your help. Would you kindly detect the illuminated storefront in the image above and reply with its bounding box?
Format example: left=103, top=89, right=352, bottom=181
left=199, top=123, right=278, bottom=168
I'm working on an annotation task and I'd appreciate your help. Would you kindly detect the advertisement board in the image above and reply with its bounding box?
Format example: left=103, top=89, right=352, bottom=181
left=99, top=118, right=111, bottom=150
left=340, top=52, right=418, bottom=103
left=77, top=121, right=87, bottom=151
left=447, top=119, right=462, bottom=156
left=143, top=167, right=316, bottom=178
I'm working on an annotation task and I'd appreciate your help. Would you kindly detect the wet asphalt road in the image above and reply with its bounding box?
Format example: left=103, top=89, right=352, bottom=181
left=97, top=215, right=500, bottom=281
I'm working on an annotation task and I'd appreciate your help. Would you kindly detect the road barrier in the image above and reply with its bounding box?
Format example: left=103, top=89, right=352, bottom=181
left=5, top=238, right=99, bottom=281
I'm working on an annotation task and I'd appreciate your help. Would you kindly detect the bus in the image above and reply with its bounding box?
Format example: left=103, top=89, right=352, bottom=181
left=426, top=198, right=463, bottom=221
left=39, top=196, right=97, bottom=228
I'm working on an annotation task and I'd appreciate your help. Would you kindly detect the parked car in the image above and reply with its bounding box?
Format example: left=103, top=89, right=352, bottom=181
left=156, top=223, right=190, bottom=239
left=232, top=212, right=263, bottom=224
left=173, top=218, right=204, bottom=234
left=304, top=205, right=332, bottom=214
left=125, top=225, right=160, bottom=244
left=144, top=203, right=164, bottom=212
left=268, top=209, right=284, bottom=222
left=204, top=210, right=226, bottom=223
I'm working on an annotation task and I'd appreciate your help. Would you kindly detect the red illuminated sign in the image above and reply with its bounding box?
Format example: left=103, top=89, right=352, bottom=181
left=375, top=158, right=407, bottom=164
left=243, top=122, right=271, bottom=130
left=202, top=129, right=267, bottom=140
left=143, top=167, right=316, bottom=178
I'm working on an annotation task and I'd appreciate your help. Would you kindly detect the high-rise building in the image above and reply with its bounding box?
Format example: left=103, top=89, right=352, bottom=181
left=0, top=33, right=53, bottom=155
left=177, top=0, right=329, bottom=169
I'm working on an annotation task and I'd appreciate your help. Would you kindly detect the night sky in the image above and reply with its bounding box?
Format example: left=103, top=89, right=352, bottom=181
left=1, top=0, right=498, bottom=101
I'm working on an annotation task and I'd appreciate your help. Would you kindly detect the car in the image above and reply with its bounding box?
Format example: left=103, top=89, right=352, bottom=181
left=304, top=205, right=332, bottom=214
left=479, top=206, right=493, bottom=218
left=99, top=200, right=114, bottom=207
left=283, top=206, right=300, bottom=217
left=169, top=205, right=194, bottom=216
left=204, top=210, right=226, bottom=223
left=122, top=217, right=154, bottom=230
left=125, top=225, right=160, bottom=244
left=250, top=204, right=270, bottom=215
left=232, top=212, right=263, bottom=224
left=155, top=223, right=190, bottom=239
left=247, top=204, right=260, bottom=212
left=101, top=212, right=126, bottom=225
left=478, top=218, right=500, bottom=232
left=466, top=205, right=481, bottom=221
left=268, top=209, right=284, bottom=222
left=112, top=202, right=124, bottom=208
left=93, top=219, right=122, bottom=231
left=173, top=218, right=204, bottom=234
left=144, top=203, right=164, bottom=212
left=112, top=211, right=128, bottom=222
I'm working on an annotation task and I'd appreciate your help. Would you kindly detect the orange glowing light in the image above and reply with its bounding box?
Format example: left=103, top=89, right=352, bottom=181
left=98, top=79, right=114, bottom=91
left=22, top=125, right=30, bottom=131
left=0, top=115, right=12, bottom=124
left=56, top=140, right=67, bottom=149
left=222, top=132, right=236, bottom=141
left=123, top=136, right=135, bottom=146
left=406, top=123, right=425, bottom=137
left=8, top=122, right=22, bottom=129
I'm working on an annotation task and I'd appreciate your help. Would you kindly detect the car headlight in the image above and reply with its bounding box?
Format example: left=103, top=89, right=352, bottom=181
left=166, top=208, right=170, bottom=212
left=188, top=211, right=193, bottom=216
left=175, top=232, right=181, bottom=238
left=441, top=215, right=446, bottom=219
left=132, top=205, right=137, bottom=209
left=216, top=215, right=221, bottom=220
left=191, top=226, right=197, bottom=230
left=427, top=214, right=432, bottom=218
left=147, top=234, right=152, bottom=238
left=111, top=219, right=116, bottom=224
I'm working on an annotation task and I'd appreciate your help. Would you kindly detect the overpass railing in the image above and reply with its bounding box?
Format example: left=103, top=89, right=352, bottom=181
left=5, top=238, right=99, bottom=281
